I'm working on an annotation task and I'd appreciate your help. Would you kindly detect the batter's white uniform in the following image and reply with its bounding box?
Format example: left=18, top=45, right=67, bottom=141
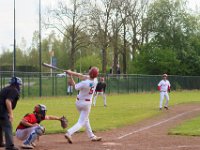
left=158, top=79, right=170, bottom=109
left=67, top=78, right=98, bottom=138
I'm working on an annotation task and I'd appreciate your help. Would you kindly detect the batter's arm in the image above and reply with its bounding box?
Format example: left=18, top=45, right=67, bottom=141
left=65, top=70, right=89, bottom=80
left=68, top=76, right=76, bottom=87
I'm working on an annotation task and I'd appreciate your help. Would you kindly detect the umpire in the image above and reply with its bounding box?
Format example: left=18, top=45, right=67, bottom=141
left=0, top=77, right=22, bottom=150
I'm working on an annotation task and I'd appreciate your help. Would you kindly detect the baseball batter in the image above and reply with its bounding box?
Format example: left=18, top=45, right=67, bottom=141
left=158, top=74, right=171, bottom=110
left=93, top=77, right=107, bottom=107
left=16, top=104, right=62, bottom=149
left=64, top=67, right=102, bottom=144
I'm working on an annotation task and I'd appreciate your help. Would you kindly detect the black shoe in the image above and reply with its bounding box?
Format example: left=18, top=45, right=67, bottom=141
left=6, top=146, right=19, bottom=150
left=159, top=108, right=162, bottom=110
left=164, top=106, right=168, bottom=110
left=0, top=143, right=5, bottom=147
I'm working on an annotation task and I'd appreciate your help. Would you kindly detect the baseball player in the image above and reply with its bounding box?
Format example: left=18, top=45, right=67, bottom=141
left=158, top=74, right=171, bottom=110
left=16, top=104, right=63, bottom=149
left=0, top=77, right=22, bottom=150
left=64, top=67, right=102, bottom=144
left=93, top=77, right=107, bottom=107
left=67, top=80, right=73, bottom=95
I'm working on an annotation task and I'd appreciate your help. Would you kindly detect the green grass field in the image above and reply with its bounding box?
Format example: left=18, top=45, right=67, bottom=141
left=169, top=116, right=200, bottom=136
left=13, top=90, right=200, bottom=134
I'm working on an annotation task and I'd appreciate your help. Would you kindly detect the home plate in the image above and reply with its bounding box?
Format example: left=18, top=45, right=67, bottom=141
left=103, top=142, right=122, bottom=146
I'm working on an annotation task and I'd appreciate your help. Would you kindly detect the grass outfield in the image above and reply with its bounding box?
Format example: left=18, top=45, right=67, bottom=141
left=13, top=90, right=200, bottom=134
left=169, top=116, right=200, bottom=136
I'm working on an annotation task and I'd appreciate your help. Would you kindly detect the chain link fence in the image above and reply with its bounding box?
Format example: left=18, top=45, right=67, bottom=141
left=0, top=71, right=200, bottom=98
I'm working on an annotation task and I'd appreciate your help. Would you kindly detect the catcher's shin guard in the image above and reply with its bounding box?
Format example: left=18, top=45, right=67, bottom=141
left=24, top=126, right=45, bottom=145
left=24, top=132, right=38, bottom=145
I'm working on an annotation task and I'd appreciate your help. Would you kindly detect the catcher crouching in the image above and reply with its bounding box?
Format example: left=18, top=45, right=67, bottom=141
left=16, top=104, right=67, bottom=149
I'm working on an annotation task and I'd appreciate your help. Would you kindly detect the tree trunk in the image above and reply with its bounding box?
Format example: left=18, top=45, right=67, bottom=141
left=102, top=47, right=107, bottom=73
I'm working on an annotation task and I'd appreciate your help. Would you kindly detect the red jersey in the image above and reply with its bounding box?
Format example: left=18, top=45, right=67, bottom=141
left=16, top=113, right=44, bottom=130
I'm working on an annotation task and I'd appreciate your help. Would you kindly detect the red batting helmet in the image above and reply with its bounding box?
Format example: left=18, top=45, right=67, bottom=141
left=89, top=67, right=99, bottom=79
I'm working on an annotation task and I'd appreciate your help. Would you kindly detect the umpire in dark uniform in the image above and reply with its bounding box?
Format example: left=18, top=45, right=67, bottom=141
left=0, top=77, right=22, bottom=150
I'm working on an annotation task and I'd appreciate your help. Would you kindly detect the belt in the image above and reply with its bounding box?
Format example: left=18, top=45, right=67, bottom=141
left=77, top=98, right=90, bottom=101
left=160, top=91, right=167, bottom=92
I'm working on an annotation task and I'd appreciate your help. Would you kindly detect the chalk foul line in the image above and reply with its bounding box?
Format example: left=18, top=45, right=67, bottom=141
left=117, top=108, right=200, bottom=140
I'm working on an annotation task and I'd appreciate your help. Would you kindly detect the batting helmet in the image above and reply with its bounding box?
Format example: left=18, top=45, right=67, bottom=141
left=34, top=104, right=47, bottom=120
left=89, top=67, right=99, bottom=79
left=9, top=77, right=22, bottom=86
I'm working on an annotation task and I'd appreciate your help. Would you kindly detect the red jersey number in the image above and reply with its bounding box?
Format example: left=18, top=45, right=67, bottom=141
left=89, top=87, right=94, bottom=94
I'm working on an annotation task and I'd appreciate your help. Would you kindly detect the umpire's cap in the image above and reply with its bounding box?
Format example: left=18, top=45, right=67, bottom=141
left=9, top=77, right=22, bottom=86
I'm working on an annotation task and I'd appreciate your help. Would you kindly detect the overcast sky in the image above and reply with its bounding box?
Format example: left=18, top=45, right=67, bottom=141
left=0, top=0, right=199, bottom=54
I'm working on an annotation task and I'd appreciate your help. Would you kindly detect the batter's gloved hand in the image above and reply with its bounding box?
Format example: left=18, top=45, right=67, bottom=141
left=60, top=116, right=68, bottom=129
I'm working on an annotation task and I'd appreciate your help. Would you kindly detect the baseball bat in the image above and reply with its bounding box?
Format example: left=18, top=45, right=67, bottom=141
left=42, top=63, right=64, bottom=71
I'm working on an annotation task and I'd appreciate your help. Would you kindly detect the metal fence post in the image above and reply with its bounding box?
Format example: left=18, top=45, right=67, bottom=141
left=28, top=74, right=30, bottom=97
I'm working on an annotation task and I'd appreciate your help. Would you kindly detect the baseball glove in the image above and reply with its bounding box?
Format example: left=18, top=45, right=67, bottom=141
left=60, top=116, right=68, bottom=129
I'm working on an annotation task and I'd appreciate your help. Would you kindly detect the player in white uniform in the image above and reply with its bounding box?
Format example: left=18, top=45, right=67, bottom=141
left=158, top=74, right=171, bottom=110
left=64, top=67, right=102, bottom=143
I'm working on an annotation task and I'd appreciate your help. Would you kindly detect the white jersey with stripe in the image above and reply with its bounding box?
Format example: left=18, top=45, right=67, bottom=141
left=158, top=80, right=170, bottom=92
left=75, top=78, right=98, bottom=101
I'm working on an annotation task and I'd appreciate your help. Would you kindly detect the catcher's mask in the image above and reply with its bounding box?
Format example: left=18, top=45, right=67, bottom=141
left=34, top=104, right=47, bottom=120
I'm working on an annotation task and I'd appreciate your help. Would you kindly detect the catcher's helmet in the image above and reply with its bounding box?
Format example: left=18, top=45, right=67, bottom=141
left=9, top=77, right=22, bottom=86
left=34, top=104, right=47, bottom=119
left=89, top=67, right=99, bottom=79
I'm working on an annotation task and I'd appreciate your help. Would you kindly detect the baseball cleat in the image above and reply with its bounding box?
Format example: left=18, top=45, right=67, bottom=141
left=21, top=143, right=34, bottom=149
left=65, top=133, right=73, bottom=144
left=6, top=146, right=19, bottom=150
left=159, top=108, right=162, bottom=110
left=0, top=143, right=5, bottom=147
left=31, top=142, right=36, bottom=147
left=91, top=136, right=102, bottom=142
left=164, top=106, right=168, bottom=110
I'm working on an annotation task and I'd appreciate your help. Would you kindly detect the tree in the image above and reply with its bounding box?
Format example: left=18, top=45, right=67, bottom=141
left=132, top=46, right=180, bottom=75
left=45, top=0, right=89, bottom=70
left=89, top=0, right=113, bottom=73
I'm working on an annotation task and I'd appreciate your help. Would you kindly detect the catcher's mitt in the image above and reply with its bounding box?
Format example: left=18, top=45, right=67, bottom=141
left=60, top=116, right=68, bottom=129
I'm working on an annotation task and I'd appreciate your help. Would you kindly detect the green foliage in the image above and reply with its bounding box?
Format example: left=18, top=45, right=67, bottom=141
left=75, top=55, right=101, bottom=73
left=177, top=50, right=200, bottom=75
left=131, top=46, right=180, bottom=75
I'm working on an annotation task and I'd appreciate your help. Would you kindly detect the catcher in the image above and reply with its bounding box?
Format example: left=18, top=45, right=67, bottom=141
left=16, top=104, right=67, bottom=149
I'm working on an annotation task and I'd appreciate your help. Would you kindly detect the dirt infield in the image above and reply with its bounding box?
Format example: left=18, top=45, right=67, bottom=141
left=1, top=103, right=200, bottom=150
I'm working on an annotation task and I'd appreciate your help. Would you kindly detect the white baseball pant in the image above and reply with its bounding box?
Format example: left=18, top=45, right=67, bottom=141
left=67, top=100, right=95, bottom=138
left=93, top=92, right=106, bottom=106
left=159, top=91, right=169, bottom=108
left=67, top=85, right=73, bottom=93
